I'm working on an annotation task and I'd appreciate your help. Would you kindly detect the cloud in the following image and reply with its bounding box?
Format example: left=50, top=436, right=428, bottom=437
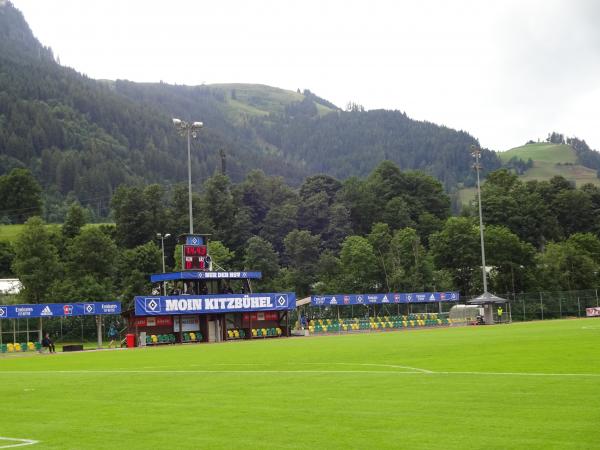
left=10, top=0, right=600, bottom=151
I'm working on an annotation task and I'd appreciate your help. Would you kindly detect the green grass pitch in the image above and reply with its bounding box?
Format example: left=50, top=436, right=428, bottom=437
left=1, top=319, right=599, bottom=449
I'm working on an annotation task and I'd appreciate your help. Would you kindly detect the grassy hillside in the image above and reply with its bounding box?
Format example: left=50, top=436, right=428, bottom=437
left=500, top=142, right=600, bottom=186
left=0, top=223, right=111, bottom=243
left=500, top=142, right=576, bottom=164
left=210, top=83, right=335, bottom=118
left=459, top=142, right=600, bottom=205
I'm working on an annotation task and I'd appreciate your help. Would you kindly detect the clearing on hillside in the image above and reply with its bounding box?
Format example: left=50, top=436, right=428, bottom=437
left=500, top=142, right=600, bottom=186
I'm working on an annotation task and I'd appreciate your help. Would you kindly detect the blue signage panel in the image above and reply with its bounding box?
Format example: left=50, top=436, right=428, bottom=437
left=185, top=235, right=206, bottom=245
left=134, top=293, right=296, bottom=316
left=311, top=292, right=460, bottom=306
left=0, top=302, right=121, bottom=319
left=150, top=271, right=262, bottom=283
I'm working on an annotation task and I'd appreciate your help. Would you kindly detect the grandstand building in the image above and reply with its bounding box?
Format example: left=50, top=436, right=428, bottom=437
left=125, top=234, right=295, bottom=346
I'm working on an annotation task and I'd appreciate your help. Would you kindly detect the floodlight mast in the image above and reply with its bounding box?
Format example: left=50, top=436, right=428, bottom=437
left=156, top=233, right=171, bottom=295
left=471, top=144, right=488, bottom=294
left=172, top=118, right=204, bottom=234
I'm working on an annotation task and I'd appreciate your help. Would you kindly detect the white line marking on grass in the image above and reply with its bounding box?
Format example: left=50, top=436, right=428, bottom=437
left=299, top=362, right=433, bottom=373
left=0, top=437, right=39, bottom=448
left=1, top=361, right=599, bottom=377
left=338, top=363, right=433, bottom=373
left=0, top=370, right=422, bottom=375
left=434, top=371, right=600, bottom=377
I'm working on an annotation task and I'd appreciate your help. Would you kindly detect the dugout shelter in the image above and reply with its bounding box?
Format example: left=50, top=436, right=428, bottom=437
left=0, top=301, right=121, bottom=352
left=300, top=291, right=460, bottom=333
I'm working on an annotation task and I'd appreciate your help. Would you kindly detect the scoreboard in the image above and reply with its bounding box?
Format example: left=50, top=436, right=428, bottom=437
left=181, top=234, right=212, bottom=271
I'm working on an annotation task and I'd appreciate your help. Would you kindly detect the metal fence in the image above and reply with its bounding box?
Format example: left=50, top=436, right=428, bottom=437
left=465, top=289, right=600, bottom=322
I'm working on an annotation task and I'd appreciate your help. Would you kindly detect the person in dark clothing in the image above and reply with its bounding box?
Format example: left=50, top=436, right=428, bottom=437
left=42, top=333, right=55, bottom=353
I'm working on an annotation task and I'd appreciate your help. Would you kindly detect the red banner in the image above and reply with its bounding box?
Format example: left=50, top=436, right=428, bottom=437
left=133, top=316, right=173, bottom=327
left=242, top=311, right=279, bottom=323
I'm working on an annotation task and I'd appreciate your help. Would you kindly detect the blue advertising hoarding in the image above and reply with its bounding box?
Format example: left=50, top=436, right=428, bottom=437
left=0, top=302, right=121, bottom=319
left=150, top=271, right=262, bottom=283
left=135, top=293, right=296, bottom=316
left=311, top=292, right=459, bottom=306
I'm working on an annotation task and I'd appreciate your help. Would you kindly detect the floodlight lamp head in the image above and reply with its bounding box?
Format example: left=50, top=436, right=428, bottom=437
left=172, top=118, right=182, bottom=127
left=165, top=233, right=171, bottom=238
left=191, top=121, right=203, bottom=130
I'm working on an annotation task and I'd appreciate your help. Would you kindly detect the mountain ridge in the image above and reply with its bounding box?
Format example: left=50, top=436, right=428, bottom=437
left=0, top=0, right=502, bottom=220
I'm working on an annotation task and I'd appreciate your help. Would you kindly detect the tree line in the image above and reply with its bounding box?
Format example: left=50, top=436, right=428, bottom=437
left=4, top=161, right=600, bottom=309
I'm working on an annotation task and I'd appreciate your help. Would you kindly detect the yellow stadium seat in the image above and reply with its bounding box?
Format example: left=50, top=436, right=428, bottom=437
left=27, top=342, right=35, bottom=351
left=151, top=334, right=158, bottom=343
left=276, top=328, right=282, bottom=336
left=309, top=326, right=314, bottom=332
left=14, top=343, right=21, bottom=351
left=7, top=343, right=14, bottom=352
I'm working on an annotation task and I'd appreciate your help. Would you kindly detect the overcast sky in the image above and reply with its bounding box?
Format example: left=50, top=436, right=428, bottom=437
left=11, top=0, right=600, bottom=151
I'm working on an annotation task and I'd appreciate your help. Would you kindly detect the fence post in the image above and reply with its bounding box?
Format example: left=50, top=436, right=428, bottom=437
left=559, top=297, right=562, bottom=319
left=96, top=316, right=103, bottom=349
left=522, top=296, right=526, bottom=322
left=540, top=292, right=544, bottom=320
left=577, top=297, right=581, bottom=317
left=13, top=319, right=16, bottom=343
left=596, top=289, right=599, bottom=307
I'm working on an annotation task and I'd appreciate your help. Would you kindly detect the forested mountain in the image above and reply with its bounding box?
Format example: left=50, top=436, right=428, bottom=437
left=0, top=1, right=500, bottom=222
